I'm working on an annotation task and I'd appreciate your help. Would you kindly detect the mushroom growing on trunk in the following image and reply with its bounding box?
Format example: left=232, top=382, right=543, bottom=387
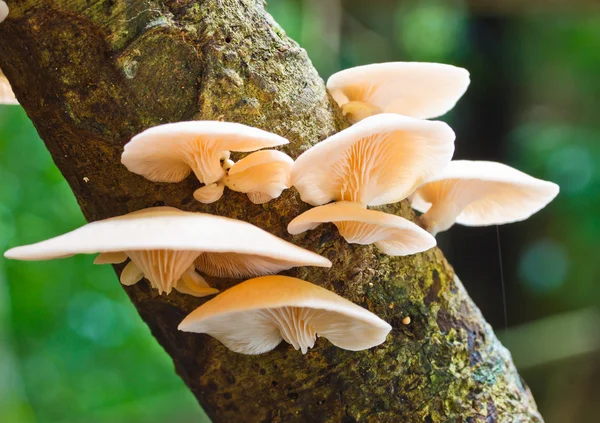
left=178, top=275, right=392, bottom=354
left=289, top=114, right=454, bottom=255
left=4, top=207, right=331, bottom=296
left=223, top=149, right=294, bottom=204
left=327, top=62, right=470, bottom=123
left=121, top=121, right=289, bottom=203
left=410, top=160, right=560, bottom=235
left=288, top=201, right=435, bottom=256
left=0, top=69, right=18, bottom=105
left=0, top=1, right=8, bottom=23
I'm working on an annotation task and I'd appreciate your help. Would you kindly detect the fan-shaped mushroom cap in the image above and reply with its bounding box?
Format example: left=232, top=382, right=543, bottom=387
left=0, top=69, right=18, bottom=105
left=4, top=207, right=331, bottom=295
left=0, top=2, right=8, bottom=24
left=193, top=182, right=225, bottom=204
left=327, top=62, right=470, bottom=123
left=411, top=160, right=560, bottom=235
left=121, top=121, right=289, bottom=186
left=292, top=114, right=455, bottom=207
left=224, top=150, right=293, bottom=204
left=178, top=275, right=392, bottom=354
left=288, top=201, right=435, bottom=256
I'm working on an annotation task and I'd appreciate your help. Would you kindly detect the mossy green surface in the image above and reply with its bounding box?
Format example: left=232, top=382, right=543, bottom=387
left=0, top=1, right=542, bottom=421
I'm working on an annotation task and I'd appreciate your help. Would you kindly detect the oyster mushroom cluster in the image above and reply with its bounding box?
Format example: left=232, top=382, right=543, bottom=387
left=121, top=121, right=293, bottom=205
left=324, top=62, right=559, bottom=236
left=3, top=59, right=559, bottom=356
left=288, top=113, right=454, bottom=255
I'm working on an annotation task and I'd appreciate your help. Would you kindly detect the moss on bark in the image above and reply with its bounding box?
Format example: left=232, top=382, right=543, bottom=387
left=0, top=1, right=543, bottom=421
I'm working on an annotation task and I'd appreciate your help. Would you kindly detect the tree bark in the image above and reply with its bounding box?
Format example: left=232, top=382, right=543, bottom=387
left=0, top=1, right=543, bottom=421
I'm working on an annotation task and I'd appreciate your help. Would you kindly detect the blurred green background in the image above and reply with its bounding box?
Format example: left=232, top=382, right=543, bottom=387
left=1, top=1, right=599, bottom=422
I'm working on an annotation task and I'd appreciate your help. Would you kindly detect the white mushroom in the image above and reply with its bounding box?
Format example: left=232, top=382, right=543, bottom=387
left=121, top=121, right=289, bottom=202
left=0, top=69, right=18, bottom=106
left=410, top=160, right=560, bottom=235
left=292, top=113, right=455, bottom=207
left=178, top=275, right=392, bottom=355
left=193, top=182, right=225, bottom=204
left=4, top=207, right=331, bottom=296
left=327, top=62, right=470, bottom=123
left=288, top=201, right=435, bottom=256
left=223, top=150, right=293, bottom=204
left=0, top=2, right=8, bottom=24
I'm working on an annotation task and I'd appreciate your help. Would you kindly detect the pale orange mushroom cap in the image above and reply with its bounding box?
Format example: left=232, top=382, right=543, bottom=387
left=224, top=149, right=294, bottom=204
left=0, top=2, right=8, bottom=24
left=4, top=207, right=331, bottom=296
left=327, top=62, right=470, bottom=123
left=291, top=113, right=455, bottom=207
left=0, top=69, right=18, bottom=106
left=178, top=275, right=392, bottom=355
left=1, top=6, right=18, bottom=105
left=411, top=160, right=560, bottom=235
left=121, top=121, right=289, bottom=186
left=288, top=201, right=435, bottom=256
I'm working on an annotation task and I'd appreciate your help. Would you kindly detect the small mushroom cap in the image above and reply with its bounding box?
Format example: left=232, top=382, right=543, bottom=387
left=3, top=207, right=331, bottom=273
left=193, top=182, right=225, bottom=204
left=288, top=201, right=436, bottom=256
left=121, top=121, right=289, bottom=185
left=327, top=62, right=470, bottom=120
left=292, top=113, right=455, bottom=206
left=224, top=150, right=293, bottom=200
left=0, top=2, right=8, bottom=24
left=0, top=69, right=18, bottom=105
left=411, top=160, right=560, bottom=230
left=178, top=275, right=392, bottom=354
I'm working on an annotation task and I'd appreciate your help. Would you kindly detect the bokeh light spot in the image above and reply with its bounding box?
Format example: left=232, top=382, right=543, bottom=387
left=519, top=238, right=569, bottom=294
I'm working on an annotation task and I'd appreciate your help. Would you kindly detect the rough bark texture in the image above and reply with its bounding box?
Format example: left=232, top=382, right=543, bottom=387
left=0, top=1, right=543, bottom=421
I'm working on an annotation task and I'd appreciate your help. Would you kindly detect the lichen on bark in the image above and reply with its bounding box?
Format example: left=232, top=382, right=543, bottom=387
left=0, top=1, right=543, bottom=421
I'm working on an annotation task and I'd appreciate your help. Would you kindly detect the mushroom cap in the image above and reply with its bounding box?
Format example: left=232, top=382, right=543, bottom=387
left=288, top=201, right=435, bottom=256
left=0, top=2, right=8, bottom=24
left=0, top=71, right=18, bottom=105
left=178, top=275, right=392, bottom=354
left=411, top=160, right=560, bottom=227
left=229, top=150, right=293, bottom=175
left=225, top=150, right=293, bottom=199
left=327, top=62, right=470, bottom=120
left=121, top=121, right=289, bottom=185
left=291, top=113, right=455, bottom=206
left=3, top=207, right=331, bottom=273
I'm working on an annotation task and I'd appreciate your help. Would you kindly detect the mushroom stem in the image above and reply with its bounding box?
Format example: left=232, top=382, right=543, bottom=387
left=420, top=201, right=463, bottom=236
left=125, top=249, right=200, bottom=295
left=219, top=150, right=231, bottom=161
left=222, top=159, right=235, bottom=171
left=177, top=143, right=226, bottom=185
left=341, top=101, right=383, bottom=124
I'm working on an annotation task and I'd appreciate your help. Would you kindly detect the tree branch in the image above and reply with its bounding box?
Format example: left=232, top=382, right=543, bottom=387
left=0, top=1, right=542, bottom=421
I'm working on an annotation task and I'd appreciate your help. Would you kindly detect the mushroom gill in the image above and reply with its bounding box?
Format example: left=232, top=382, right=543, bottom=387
left=122, top=250, right=199, bottom=294
left=260, top=307, right=320, bottom=354
left=195, top=252, right=299, bottom=279
left=334, top=219, right=397, bottom=245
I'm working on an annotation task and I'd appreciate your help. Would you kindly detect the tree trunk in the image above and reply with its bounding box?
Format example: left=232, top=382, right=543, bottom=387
left=0, top=1, right=543, bottom=421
